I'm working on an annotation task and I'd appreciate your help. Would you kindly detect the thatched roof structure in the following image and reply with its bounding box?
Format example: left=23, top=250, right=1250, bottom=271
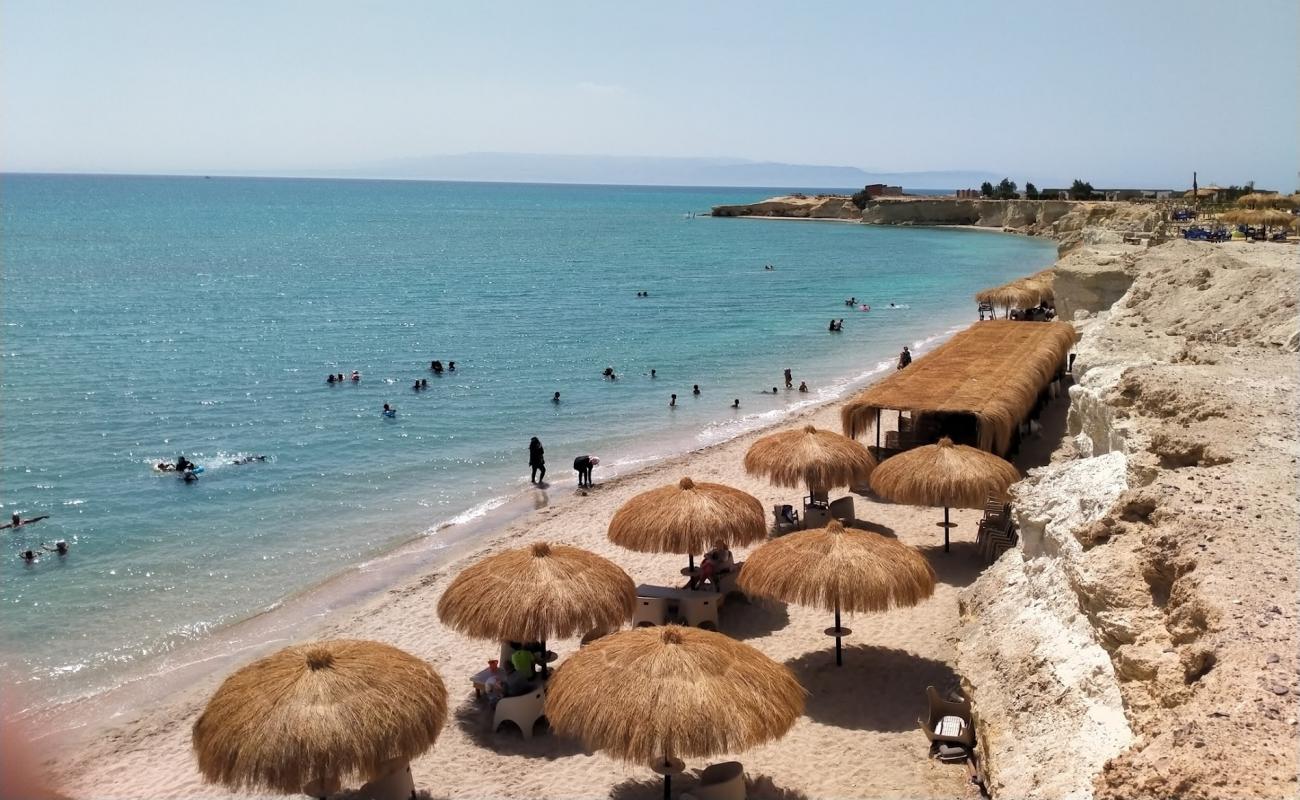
left=738, top=520, right=934, bottom=615
left=544, top=625, right=803, bottom=763
left=607, top=477, right=766, bottom=558
left=436, top=542, right=634, bottom=642
left=841, top=320, right=1077, bottom=454
left=975, top=269, right=1055, bottom=310
left=743, top=425, right=876, bottom=493
left=192, top=640, right=447, bottom=795
left=1236, top=193, right=1295, bottom=210
left=1222, top=209, right=1294, bottom=228
left=869, top=437, right=1020, bottom=509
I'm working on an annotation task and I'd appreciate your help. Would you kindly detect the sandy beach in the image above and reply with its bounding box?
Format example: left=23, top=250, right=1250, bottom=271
left=43, top=366, right=1049, bottom=800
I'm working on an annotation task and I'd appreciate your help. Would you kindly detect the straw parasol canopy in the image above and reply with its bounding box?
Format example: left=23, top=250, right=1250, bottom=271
left=1236, top=193, right=1296, bottom=210
left=437, top=543, right=635, bottom=667
left=738, top=519, right=934, bottom=665
left=743, top=425, right=876, bottom=499
left=975, top=268, right=1055, bottom=313
left=607, top=477, right=765, bottom=571
left=192, top=639, right=447, bottom=796
left=1222, top=208, right=1294, bottom=231
left=545, top=625, right=804, bottom=798
left=869, top=437, right=1020, bottom=552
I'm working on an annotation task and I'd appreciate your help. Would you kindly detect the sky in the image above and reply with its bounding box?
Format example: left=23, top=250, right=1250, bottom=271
left=2, top=0, right=1296, bottom=189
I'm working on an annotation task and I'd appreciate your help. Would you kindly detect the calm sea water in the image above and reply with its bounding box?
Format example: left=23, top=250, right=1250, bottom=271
left=0, top=174, right=1056, bottom=707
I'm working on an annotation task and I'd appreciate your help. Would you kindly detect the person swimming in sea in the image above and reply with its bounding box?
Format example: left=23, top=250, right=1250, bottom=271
left=327, top=374, right=337, bottom=384
left=692, top=384, right=700, bottom=396
left=552, top=391, right=561, bottom=404
left=230, top=455, right=267, bottom=466
left=412, top=380, right=422, bottom=391
left=649, top=369, right=656, bottom=378
left=44, top=540, right=69, bottom=555
left=799, top=381, right=809, bottom=393
left=669, top=393, right=677, bottom=407
left=448, top=361, right=456, bottom=371
left=431, top=360, right=444, bottom=374
left=2, top=512, right=50, bottom=531
left=731, top=399, right=740, bottom=409
left=382, top=403, right=396, bottom=417
left=351, top=371, right=361, bottom=382
left=783, top=368, right=792, bottom=389
left=19, top=549, right=37, bottom=563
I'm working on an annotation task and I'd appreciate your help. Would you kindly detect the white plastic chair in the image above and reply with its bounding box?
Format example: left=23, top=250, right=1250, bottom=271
left=632, top=596, right=669, bottom=627
left=682, top=595, right=719, bottom=630
left=681, top=761, right=745, bottom=800
left=357, top=758, right=415, bottom=800
left=494, top=687, right=546, bottom=739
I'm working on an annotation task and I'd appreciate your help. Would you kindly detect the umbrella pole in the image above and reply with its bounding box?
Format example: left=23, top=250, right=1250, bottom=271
left=834, top=603, right=843, bottom=666
left=663, top=773, right=671, bottom=800
left=944, top=507, right=951, bottom=553
left=540, top=638, right=548, bottom=679
left=688, top=553, right=695, bottom=571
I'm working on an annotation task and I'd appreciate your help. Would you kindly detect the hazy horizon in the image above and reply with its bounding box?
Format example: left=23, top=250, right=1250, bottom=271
left=2, top=0, right=1296, bottom=190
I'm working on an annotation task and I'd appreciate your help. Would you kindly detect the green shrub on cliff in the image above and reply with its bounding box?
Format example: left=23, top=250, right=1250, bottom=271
left=850, top=187, right=870, bottom=209
left=994, top=178, right=1019, bottom=200
left=1025, top=182, right=1039, bottom=200
left=1069, top=179, right=1095, bottom=200
left=980, top=181, right=994, bottom=198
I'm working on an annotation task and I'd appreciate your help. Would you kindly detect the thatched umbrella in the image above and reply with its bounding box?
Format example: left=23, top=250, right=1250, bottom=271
left=743, top=425, right=876, bottom=503
left=545, top=625, right=803, bottom=800
left=608, top=477, right=765, bottom=571
left=192, top=639, right=447, bottom=797
left=738, top=520, right=934, bottom=665
left=1237, top=193, right=1296, bottom=210
left=869, top=437, right=1020, bottom=552
left=436, top=542, right=635, bottom=676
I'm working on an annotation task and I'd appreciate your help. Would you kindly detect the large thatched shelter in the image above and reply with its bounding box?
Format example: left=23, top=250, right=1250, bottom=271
left=743, top=425, right=875, bottom=500
left=545, top=625, right=803, bottom=797
left=608, top=477, right=765, bottom=571
left=841, top=320, right=1077, bottom=456
left=975, top=269, right=1054, bottom=313
left=869, top=437, right=1021, bottom=552
left=739, top=520, right=934, bottom=665
left=1236, top=193, right=1295, bottom=210
left=1222, top=208, right=1294, bottom=232
left=436, top=542, right=635, bottom=673
left=192, top=639, right=447, bottom=796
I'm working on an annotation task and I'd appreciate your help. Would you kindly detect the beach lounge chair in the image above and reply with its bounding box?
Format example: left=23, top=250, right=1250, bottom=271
left=772, top=504, right=799, bottom=534
left=681, top=595, right=719, bottom=630
left=716, top=562, right=745, bottom=600
left=681, top=761, right=746, bottom=800
left=919, top=686, right=975, bottom=762
left=632, top=596, right=670, bottom=627
left=802, top=503, right=831, bottom=530
left=357, top=758, right=416, bottom=800
left=494, top=687, right=546, bottom=739
left=828, top=496, right=854, bottom=524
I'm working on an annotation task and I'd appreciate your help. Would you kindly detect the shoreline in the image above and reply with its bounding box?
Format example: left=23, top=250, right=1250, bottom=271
left=29, top=319, right=968, bottom=750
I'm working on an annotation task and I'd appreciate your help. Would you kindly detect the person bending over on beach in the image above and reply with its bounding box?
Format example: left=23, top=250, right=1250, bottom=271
left=573, top=455, right=598, bottom=488
left=529, top=437, right=546, bottom=484
left=897, top=346, right=912, bottom=370
left=2, top=513, right=50, bottom=531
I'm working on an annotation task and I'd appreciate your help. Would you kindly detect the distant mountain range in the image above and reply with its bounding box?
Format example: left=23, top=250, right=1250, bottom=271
left=314, top=152, right=1007, bottom=192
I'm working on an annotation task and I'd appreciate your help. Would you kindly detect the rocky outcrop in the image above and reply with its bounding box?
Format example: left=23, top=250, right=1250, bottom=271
left=711, top=195, right=859, bottom=219
left=958, top=240, right=1300, bottom=799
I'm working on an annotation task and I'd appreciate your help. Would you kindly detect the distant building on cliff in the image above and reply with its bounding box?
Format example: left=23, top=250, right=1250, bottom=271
left=862, top=183, right=903, bottom=199
left=955, top=188, right=980, bottom=198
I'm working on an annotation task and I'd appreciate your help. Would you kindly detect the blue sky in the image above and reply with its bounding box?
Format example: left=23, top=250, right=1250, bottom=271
left=2, top=0, right=1296, bottom=188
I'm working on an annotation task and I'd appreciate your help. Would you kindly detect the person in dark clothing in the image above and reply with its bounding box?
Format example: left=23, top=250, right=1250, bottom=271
left=529, top=437, right=546, bottom=484
left=783, top=368, right=792, bottom=389
left=897, top=346, right=912, bottom=369
left=573, top=455, right=599, bottom=488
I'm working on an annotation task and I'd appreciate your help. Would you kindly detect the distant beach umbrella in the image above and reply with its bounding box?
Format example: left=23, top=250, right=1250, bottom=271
left=743, top=425, right=876, bottom=499
left=192, top=639, right=447, bottom=797
left=436, top=542, right=635, bottom=674
left=545, top=625, right=803, bottom=800
left=869, top=437, right=1020, bottom=552
left=607, top=477, right=766, bottom=571
left=1236, top=193, right=1296, bottom=210
left=738, top=519, right=934, bottom=666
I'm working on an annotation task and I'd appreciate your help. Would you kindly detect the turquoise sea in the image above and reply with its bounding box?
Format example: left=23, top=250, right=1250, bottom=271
left=0, top=175, right=1056, bottom=709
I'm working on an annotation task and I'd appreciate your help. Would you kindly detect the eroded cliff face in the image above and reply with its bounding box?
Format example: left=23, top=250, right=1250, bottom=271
left=958, top=240, right=1300, bottom=800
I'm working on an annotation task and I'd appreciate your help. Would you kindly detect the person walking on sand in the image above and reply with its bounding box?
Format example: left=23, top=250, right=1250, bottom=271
left=528, top=437, right=546, bottom=484
left=783, top=368, right=792, bottom=389
left=897, top=346, right=912, bottom=370
left=573, top=455, right=599, bottom=488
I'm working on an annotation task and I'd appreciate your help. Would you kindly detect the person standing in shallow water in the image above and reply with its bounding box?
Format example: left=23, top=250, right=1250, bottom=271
left=528, top=437, right=546, bottom=484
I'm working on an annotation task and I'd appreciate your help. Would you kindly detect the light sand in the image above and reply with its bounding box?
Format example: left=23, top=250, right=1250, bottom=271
left=46, top=395, right=1013, bottom=800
